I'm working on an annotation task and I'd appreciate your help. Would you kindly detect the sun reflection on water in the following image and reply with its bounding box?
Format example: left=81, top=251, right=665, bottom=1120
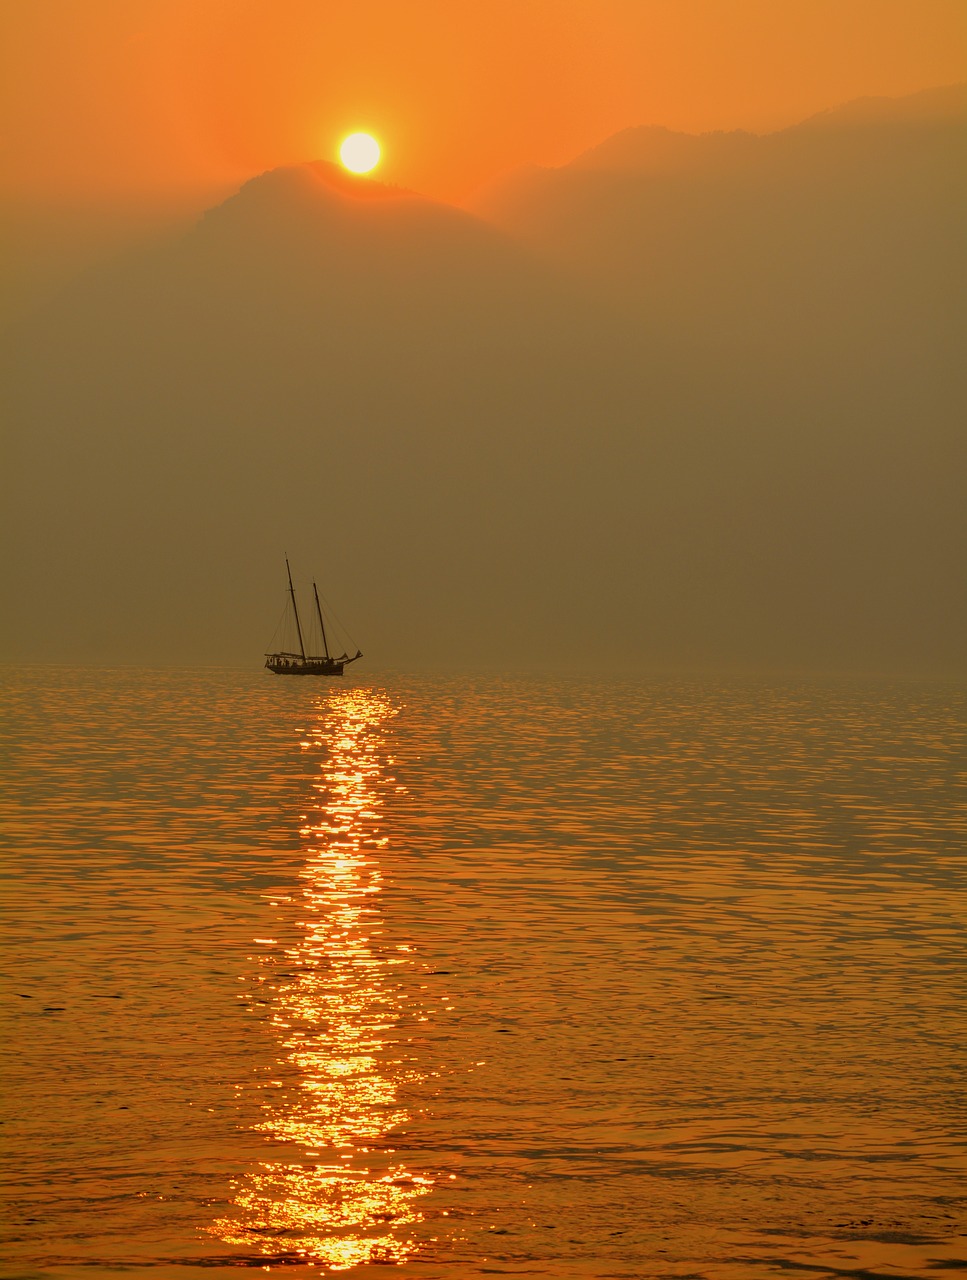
left=213, top=688, right=432, bottom=1269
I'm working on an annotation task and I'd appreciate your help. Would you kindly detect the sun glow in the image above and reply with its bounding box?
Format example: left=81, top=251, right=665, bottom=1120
left=339, top=132, right=381, bottom=174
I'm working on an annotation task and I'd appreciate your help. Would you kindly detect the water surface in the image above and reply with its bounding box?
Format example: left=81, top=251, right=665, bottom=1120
left=2, top=668, right=965, bottom=1278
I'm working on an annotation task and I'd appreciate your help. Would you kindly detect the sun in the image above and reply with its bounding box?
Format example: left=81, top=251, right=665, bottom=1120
left=339, top=132, right=381, bottom=175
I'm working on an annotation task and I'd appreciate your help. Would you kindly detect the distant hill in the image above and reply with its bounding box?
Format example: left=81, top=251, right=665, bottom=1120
left=475, top=86, right=966, bottom=329
left=2, top=163, right=607, bottom=668
left=559, top=83, right=966, bottom=177
left=567, top=127, right=759, bottom=175
left=472, top=83, right=965, bottom=426
left=792, top=82, right=966, bottom=130
left=3, top=92, right=965, bottom=675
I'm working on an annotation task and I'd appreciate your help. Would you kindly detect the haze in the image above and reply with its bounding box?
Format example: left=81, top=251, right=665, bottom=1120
left=1, top=3, right=964, bottom=675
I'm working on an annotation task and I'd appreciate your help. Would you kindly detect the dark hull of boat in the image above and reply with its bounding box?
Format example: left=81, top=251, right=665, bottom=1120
left=266, top=659, right=345, bottom=676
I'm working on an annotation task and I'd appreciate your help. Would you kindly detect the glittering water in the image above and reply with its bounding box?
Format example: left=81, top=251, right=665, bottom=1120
left=1, top=667, right=965, bottom=1279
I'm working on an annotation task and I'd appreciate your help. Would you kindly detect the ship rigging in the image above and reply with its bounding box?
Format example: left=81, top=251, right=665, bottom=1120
left=264, top=559, right=362, bottom=676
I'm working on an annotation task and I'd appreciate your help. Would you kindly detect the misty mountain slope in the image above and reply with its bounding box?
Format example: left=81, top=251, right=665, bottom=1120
left=4, top=104, right=965, bottom=674
left=23, top=164, right=580, bottom=392
left=569, top=126, right=759, bottom=175
left=470, top=89, right=967, bottom=675
left=563, top=82, right=965, bottom=174
left=6, top=161, right=610, bottom=482
left=791, top=81, right=966, bottom=129
left=475, top=86, right=966, bottom=367
left=180, top=163, right=564, bottom=339
left=2, top=163, right=632, bottom=666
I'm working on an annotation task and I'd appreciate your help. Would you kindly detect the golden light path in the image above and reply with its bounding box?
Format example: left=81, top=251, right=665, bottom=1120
left=213, top=689, right=433, bottom=1269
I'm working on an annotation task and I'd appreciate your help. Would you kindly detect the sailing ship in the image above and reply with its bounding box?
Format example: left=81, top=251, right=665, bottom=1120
left=265, top=559, right=363, bottom=676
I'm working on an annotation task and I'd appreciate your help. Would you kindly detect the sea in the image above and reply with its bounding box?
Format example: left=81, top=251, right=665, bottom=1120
left=2, top=667, right=964, bottom=1280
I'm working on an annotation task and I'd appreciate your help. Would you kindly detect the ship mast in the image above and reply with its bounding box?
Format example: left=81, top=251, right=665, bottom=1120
left=285, top=557, right=306, bottom=660
left=312, top=583, right=331, bottom=660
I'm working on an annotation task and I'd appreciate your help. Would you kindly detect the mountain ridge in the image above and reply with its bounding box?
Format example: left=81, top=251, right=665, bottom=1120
left=475, top=81, right=966, bottom=194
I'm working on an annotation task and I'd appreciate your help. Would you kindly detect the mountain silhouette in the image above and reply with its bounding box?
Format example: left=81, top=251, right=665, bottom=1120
left=558, top=83, right=965, bottom=176
left=3, top=161, right=608, bottom=667
left=4, top=89, right=965, bottom=673
left=474, top=83, right=965, bottom=354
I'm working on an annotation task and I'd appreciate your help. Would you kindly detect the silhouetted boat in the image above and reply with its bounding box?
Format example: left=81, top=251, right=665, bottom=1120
left=265, top=559, right=363, bottom=677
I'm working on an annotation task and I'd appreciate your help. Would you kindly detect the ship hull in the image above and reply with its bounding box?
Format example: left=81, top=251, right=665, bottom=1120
left=265, top=659, right=345, bottom=676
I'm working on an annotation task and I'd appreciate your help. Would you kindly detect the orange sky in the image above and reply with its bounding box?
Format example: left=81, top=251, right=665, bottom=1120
left=1, top=0, right=965, bottom=206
